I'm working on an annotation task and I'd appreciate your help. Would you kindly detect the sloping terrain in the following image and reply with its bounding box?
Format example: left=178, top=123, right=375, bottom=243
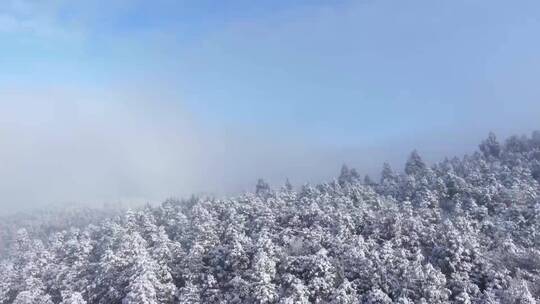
left=1, top=132, right=540, bottom=303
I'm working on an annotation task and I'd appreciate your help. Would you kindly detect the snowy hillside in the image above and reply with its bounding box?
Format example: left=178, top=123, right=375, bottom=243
left=1, top=132, right=540, bottom=303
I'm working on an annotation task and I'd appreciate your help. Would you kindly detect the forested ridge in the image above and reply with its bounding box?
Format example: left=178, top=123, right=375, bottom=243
left=1, top=132, right=540, bottom=304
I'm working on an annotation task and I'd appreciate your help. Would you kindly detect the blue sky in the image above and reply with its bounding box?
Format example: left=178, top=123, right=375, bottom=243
left=1, top=0, right=540, bottom=212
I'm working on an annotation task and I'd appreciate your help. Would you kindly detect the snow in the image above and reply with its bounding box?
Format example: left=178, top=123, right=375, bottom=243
left=1, top=132, right=540, bottom=303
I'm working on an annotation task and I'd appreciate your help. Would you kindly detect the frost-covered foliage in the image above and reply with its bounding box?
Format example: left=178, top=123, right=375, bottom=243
left=1, top=132, right=540, bottom=303
left=0, top=207, right=123, bottom=258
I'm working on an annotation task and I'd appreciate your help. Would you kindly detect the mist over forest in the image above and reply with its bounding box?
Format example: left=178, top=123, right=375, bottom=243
left=2, top=132, right=540, bottom=303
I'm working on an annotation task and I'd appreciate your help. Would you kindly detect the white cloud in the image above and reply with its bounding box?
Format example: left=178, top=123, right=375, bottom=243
left=0, top=0, right=55, bottom=33
left=0, top=0, right=94, bottom=41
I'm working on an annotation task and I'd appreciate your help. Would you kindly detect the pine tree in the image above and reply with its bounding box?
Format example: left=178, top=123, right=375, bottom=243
left=362, top=289, right=392, bottom=304
left=329, top=279, right=357, bottom=304
left=122, top=273, right=158, bottom=304
left=178, top=281, right=201, bottom=304
left=256, top=179, right=271, bottom=196
left=405, top=150, right=426, bottom=176
left=0, top=261, right=14, bottom=303
left=12, top=288, right=54, bottom=304
left=285, top=178, right=294, bottom=192
left=338, top=165, right=352, bottom=185
left=479, top=132, right=501, bottom=158
left=251, top=232, right=278, bottom=304
left=60, top=292, right=87, bottom=304
left=279, top=276, right=310, bottom=304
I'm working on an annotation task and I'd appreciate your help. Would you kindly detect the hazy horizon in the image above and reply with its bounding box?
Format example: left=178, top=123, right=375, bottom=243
left=2, top=0, right=540, bottom=214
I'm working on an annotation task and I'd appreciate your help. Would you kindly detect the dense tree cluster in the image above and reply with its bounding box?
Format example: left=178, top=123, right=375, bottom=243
left=1, top=132, right=540, bottom=303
